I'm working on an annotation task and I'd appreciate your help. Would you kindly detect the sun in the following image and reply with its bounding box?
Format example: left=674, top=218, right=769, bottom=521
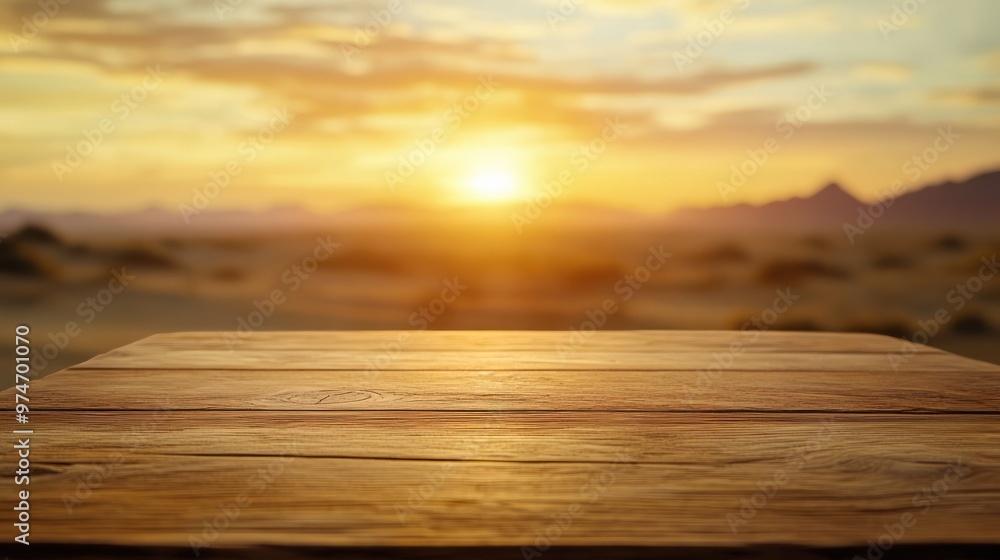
left=466, top=169, right=519, bottom=203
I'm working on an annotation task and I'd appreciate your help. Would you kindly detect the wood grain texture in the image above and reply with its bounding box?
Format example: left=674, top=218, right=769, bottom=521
left=76, top=348, right=987, bottom=372
left=2, top=545, right=999, bottom=560
left=1, top=451, right=997, bottom=547
left=72, top=331, right=964, bottom=372
left=10, top=368, right=1000, bottom=412
left=0, top=330, right=998, bottom=558
left=9, top=412, right=1000, bottom=463
left=112, top=330, right=946, bottom=353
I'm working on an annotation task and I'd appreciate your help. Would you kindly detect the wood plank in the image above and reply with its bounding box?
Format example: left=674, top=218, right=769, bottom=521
left=10, top=412, right=1000, bottom=465
left=72, top=348, right=991, bottom=373
left=5, top=330, right=998, bottom=556
left=2, top=545, right=998, bottom=560
left=116, top=330, right=945, bottom=354
left=1, top=453, right=996, bottom=548
left=7, top=368, right=1000, bottom=412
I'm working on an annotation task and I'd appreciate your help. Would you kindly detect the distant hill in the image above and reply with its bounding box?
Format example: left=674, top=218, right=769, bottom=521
left=0, top=205, right=328, bottom=238
left=669, top=170, right=1000, bottom=231
left=881, top=170, right=1000, bottom=227
left=669, top=182, right=861, bottom=230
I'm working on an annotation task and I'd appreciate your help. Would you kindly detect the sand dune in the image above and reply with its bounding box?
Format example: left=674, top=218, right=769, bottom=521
left=1, top=219, right=998, bottom=387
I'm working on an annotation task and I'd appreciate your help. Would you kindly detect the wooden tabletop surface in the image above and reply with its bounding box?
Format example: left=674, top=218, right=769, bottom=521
left=2, top=330, right=999, bottom=559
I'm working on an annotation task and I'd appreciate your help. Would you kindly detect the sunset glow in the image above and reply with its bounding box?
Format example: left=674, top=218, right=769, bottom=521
left=0, top=1, right=998, bottom=213
left=466, top=169, right=519, bottom=203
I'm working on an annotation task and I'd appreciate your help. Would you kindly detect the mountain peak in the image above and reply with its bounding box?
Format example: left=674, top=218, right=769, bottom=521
left=665, top=169, right=1000, bottom=230
left=812, top=182, right=857, bottom=203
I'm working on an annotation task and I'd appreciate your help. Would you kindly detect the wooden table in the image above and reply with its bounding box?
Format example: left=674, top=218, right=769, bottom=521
left=2, top=330, right=999, bottom=559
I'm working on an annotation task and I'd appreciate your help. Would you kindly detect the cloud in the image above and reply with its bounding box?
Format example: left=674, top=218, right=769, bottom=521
left=0, top=0, right=998, bottom=212
left=852, top=62, right=913, bottom=82
left=931, top=88, right=1000, bottom=106
left=977, top=49, right=1000, bottom=70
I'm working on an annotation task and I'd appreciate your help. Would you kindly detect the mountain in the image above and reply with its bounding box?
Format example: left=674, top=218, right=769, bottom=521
left=669, top=181, right=861, bottom=230
left=881, top=170, right=1000, bottom=227
left=668, top=170, right=1000, bottom=231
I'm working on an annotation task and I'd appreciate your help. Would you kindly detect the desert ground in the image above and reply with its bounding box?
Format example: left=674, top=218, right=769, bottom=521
left=2, top=213, right=998, bottom=387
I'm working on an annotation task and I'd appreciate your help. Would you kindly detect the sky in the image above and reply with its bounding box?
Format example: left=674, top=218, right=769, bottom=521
left=1, top=0, right=999, bottom=213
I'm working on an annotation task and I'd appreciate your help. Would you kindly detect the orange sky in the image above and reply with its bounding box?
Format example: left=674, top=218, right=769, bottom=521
left=1, top=0, right=999, bottom=213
